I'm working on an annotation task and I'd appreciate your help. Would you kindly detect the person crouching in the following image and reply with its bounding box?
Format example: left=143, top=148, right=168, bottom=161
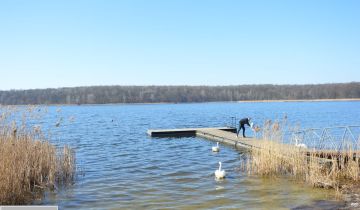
left=237, top=117, right=251, bottom=138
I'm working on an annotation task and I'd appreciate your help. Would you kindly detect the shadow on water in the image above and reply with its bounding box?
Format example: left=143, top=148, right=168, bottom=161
left=292, top=200, right=346, bottom=210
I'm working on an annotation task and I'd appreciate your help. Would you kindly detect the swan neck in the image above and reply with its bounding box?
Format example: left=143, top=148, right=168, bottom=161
left=219, top=162, right=222, bottom=171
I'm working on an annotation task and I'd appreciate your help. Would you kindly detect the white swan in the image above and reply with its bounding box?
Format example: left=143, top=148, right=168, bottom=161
left=294, top=137, right=307, bottom=149
left=212, top=142, right=220, bottom=152
left=215, top=162, right=226, bottom=179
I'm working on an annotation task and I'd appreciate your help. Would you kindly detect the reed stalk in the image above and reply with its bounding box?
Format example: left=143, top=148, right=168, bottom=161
left=0, top=106, right=75, bottom=204
left=246, top=118, right=360, bottom=192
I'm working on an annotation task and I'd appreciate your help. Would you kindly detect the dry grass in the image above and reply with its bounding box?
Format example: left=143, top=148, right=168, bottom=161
left=0, top=106, right=75, bottom=204
left=245, top=117, right=360, bottom=194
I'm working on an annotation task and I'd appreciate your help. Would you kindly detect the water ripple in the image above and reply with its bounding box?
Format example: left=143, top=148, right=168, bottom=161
left=37, top=102, right=360, bottom=209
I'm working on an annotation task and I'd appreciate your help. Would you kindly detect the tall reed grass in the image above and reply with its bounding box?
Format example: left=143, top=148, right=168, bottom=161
left=0, top=106, right=75, bottom=204
left=246, top=117, right=360, bottom=193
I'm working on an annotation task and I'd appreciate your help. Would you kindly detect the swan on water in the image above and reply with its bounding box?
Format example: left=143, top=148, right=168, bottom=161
left=212, top=142, right=220, bottom=152
left=215, top=162, right=226, bottom=179
left=294, top=136, right=307, bottom=149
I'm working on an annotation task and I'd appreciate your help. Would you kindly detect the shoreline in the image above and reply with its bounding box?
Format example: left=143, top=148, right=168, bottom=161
left=1, top=98, right=360, bottom=106
left=236, top=98, right=360, bottom=103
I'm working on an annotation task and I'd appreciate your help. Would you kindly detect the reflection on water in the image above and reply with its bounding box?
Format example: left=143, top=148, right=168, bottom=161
left=36, top=102, right=360, bottom=209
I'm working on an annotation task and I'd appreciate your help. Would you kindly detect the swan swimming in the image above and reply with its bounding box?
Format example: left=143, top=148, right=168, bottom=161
left=294, top=137, right=307, bottom=149
left=212, top=142, right=220, bottom=152
left=215, top=162, right=226, bottom=179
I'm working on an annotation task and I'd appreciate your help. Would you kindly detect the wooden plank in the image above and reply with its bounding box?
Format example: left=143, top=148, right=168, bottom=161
left=196, top=128, right=262, bottom=149
left=147, top=127, right=236, bottom=137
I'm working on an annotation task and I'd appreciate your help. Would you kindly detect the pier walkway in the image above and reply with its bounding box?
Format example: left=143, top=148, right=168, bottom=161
left=148, top=127, right=268, bottom=150
left=147, top=127, right=360, bottom=159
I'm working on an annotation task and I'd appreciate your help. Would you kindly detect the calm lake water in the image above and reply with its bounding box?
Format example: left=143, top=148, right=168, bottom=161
left=33, top=101, right=360, bottom=209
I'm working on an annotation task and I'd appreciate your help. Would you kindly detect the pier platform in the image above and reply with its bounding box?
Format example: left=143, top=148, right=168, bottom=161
left=147, top=127, right=237, bottom=137
left=147, top=127, right=262, bottom=150
left=147, top=127, right=360, bottom=160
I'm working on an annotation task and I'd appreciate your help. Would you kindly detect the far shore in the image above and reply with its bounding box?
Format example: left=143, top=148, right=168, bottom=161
left=236, top=98, right=360, bottom=103
left=1, top=98, right=360, bottom=106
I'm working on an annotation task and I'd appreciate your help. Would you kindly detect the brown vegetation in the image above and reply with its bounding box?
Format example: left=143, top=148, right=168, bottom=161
left=0, top=106, right=75, bottom=204
left=245, top=118, right=360, bottom=195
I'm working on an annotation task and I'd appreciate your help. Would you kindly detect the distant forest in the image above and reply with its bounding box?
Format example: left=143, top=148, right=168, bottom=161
left=0, top=83, right=359, bottom=105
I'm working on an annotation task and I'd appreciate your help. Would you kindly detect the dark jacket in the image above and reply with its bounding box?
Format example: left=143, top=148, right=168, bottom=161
left=239, top=118, right=250, bottom=126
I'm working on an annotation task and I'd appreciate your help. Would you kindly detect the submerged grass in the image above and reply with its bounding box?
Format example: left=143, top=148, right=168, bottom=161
left=246, top=117, right=360, bottom=195
left=0, top=106, right=75, bottom=204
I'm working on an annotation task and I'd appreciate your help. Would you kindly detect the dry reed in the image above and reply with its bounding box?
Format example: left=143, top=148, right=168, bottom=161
left=0, top=106, right=75, bottom=204
left=246, top=117, right=360, bottom=193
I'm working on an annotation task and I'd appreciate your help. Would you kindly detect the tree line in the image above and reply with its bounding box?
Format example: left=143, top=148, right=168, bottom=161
left=0, top=82, right=359, bottom=105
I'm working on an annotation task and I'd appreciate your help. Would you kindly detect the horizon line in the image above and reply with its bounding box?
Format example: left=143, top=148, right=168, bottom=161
left=1, top=81, right=359, bottom=91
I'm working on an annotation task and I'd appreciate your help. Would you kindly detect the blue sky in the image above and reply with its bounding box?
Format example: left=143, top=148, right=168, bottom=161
left=0, top=0, right=359, bottom=90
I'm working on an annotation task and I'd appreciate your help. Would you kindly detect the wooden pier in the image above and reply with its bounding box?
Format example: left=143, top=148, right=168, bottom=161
left=148, top=127, right=263, bottom=150
left=147, top=127, right=237, bottom=137
left=147, top=127, right=360, bottom=160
